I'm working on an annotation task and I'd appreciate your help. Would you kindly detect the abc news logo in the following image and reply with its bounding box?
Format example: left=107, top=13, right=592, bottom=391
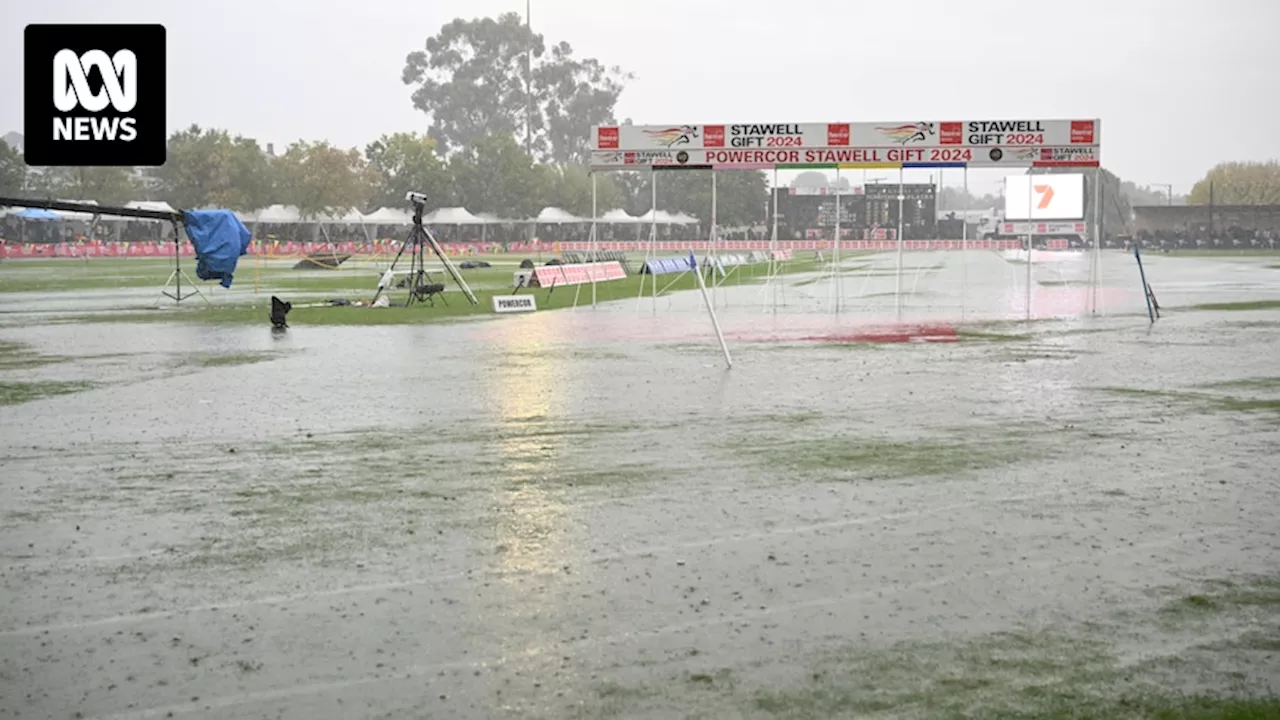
left=24, top=24, right=166, bottom=167
left=53, top=49, right=139, bottom=142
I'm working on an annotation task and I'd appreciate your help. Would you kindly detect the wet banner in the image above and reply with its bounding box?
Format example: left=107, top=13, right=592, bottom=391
left=530, top=261, right=627, bottom=288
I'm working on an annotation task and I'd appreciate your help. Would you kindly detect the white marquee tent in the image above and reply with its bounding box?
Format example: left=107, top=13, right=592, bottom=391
left=535, top=207, right=583, bottom=223
left=361, top=207, right=414, bottom=225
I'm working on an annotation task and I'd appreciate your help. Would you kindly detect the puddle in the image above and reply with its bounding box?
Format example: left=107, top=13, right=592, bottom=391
left=1, top=250, right=1278, bottom=719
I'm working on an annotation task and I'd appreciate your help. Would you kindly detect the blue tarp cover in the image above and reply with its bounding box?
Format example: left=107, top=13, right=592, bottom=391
left=183, top=210, right=252, bottom=288
left=16, top=208, right=60, bottom=220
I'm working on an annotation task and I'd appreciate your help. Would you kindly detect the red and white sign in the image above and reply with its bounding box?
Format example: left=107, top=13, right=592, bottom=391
left=591, top=120, right=1099, bottom=152
left=590, top=145, right=1098, bottom=170
left=1000, top=221, right=1088, bottom=235
left=531, top=261, right=627, bottom=288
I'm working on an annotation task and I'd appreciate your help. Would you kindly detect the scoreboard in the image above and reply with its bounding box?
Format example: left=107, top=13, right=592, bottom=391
left=771, top=184, right=937, bottom=240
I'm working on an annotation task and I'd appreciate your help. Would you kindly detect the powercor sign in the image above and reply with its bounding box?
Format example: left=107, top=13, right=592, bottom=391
left=1003, top=174, right=1086, bottom=221
left=492, top=295, right=537, bottom=313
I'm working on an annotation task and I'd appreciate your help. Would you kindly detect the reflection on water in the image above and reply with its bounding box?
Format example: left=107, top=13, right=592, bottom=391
left=483, top=317, right=573, bottom=578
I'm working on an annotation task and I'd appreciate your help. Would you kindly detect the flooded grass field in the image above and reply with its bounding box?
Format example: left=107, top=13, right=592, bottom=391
left=2, top=249, right=1279, bottom=719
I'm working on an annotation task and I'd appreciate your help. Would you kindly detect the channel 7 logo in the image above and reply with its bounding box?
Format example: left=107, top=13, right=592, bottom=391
left=24, top=24, right=166, bottom=167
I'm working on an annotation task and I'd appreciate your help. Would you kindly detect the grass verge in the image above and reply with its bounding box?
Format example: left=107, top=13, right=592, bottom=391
left=724, top=435, right=1028, bottom=480
left=1189, top=300, right=1280, bottom=312
left=49, top=258, right=823, bottom=326
left=0, top=380, right=96, bottom=406
left=0, top=340, right=67, bottom=370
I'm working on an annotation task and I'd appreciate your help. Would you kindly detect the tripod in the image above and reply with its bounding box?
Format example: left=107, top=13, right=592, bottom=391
left=370, top=198, right=477, bottom=307
left=159, top=220, right=208, bottom=305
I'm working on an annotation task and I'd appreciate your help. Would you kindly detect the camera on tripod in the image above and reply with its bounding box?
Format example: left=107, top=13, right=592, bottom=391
left=366, top=190, right=479, bottom=308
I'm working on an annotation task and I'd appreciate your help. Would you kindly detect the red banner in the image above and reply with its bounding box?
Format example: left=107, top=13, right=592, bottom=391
left=0, top=238, right=1047, bottom=259
left=531, top=261, right=627, bottom=288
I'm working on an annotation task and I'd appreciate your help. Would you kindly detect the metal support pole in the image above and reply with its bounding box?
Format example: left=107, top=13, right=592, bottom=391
left=1026, top=169, right=1034, bottom=320
left=833, top=167, right=841, bottom=314
left=692, top=252, right=732, bottom=369
left=770, top=167, right=780, bottom=313
left=895, top=167, right=904, bottom=317
left=710, top=171, right=718, bottom=303
left=650, top=170, right=658, bottom=312
left=961, top=166, right=968, bottom=320
left=1092, top=166, right=1103, bottom=314
left=590, top=172, right=598, bottom=308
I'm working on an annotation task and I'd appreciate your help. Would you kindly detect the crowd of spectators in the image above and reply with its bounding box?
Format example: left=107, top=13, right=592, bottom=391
left=1131, top=227, right=1279, bottom=251
left=6, top=215, right=1280, bottom=253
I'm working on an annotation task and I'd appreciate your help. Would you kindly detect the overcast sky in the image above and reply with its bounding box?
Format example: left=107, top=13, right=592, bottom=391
left=3, top=0, right=1278, bottom=195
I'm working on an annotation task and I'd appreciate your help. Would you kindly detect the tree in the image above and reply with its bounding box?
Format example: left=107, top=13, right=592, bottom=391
left=651, top=170, right=769, bottom=228
left=364, top=132, right=452, bottom=211
left=0, top=142, right=26, bottom=195
left=539, top=164, right=624, bottom=217
left=447, top=133, right=544, bottom=218
left=402, top=13, right=629, bottom=163
left=1119, top=180, right=1183, bottom=207
left=28, top=166, right=137, bottom=205
left=151, top=125, right=274, bottom=211
left=938, top=186, right=1001, bottom=212
left=274, top=141, right=374, bottom=219
left=1188, top=161, right=1280, bottom=205
left=535, top=41, right=630, bottom=164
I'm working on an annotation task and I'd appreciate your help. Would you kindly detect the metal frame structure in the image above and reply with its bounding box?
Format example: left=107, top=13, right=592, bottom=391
left=583, top=120, right=1105, bottom=326
left=0, top=195, right=211, bottom=305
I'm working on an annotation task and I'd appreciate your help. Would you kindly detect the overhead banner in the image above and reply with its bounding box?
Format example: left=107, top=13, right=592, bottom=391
left=589, top=119, right=1099, bottom=170
left=590, top=146, right=1098, bottom=170
left=1004, top=174, right=1086, bottom=221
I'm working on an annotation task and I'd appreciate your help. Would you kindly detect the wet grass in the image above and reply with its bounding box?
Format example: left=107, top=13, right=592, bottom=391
left=1200, top=376, right=1280, bottom=390
left=0, top=340, right=67, bottom=370
left=1165, top=249, right=1280, bottom=256
left=0, top=256, right=517, bottom=294
left=1190, top=299, right=1280, bottom=312
left=575, top=573, right=1280, bottom=720
left=747, top=575, right=1280, bottom=719
left=187, top=351, right=283, bottom=368
left=1093, top=386, right=1280, bottom=419
left=50, top=259, right=824, bottom=326
left=729, top=436, right=1027, bottom=480
left=955, top=329, right=1034, bottom=342
left=0, top=379, right=96, bottom=405
left=1037, top=279, right=1093, bottom=287
left=1159, top=577, right=1280, bottom=617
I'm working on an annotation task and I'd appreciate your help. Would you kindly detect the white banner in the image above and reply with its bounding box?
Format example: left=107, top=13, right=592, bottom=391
left=589, top=145, right=1099, bottom=170
left=593, top=120, right=1098, bottom=152
left=999, top=221, right=1089, bottom=236
left=492, top=295, right=537, bottom=313
left=1004, top=174, right=1085, bottom=221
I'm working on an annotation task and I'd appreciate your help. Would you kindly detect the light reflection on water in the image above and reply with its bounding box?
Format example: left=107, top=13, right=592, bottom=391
left=483, top=317, right=573, bottom=581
